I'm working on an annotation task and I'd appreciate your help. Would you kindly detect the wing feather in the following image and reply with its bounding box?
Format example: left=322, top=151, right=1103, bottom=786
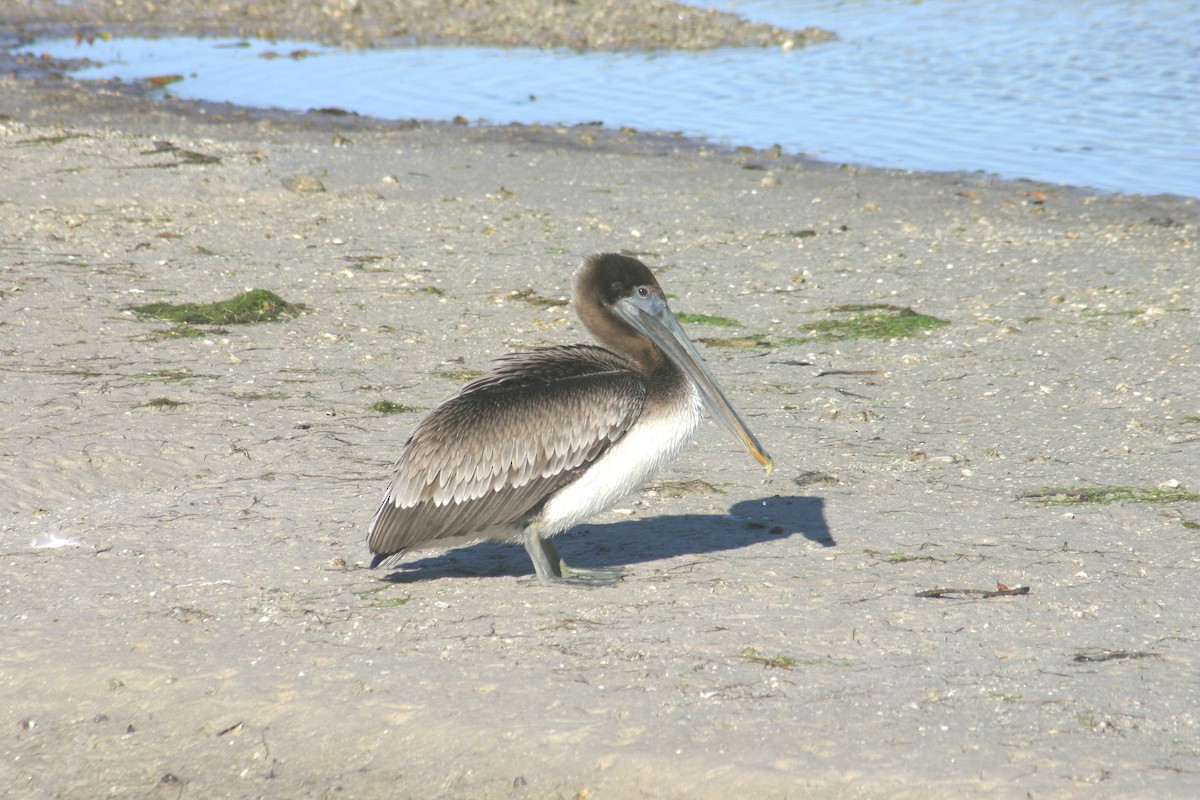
left=368, top=346, right=645, bottom=559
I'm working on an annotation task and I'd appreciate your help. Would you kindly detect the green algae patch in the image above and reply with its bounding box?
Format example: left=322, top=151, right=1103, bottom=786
left=742, top=648, right=800, bottom=669
left=370, top=596, right=412, bottom=608
left=130, top=289, right=303, bottom=325
left=355, top=585, right=411, bottom=608
left=742, top=648, right=852, bottom=669
left=146, top=325, right=212, bottom=340
left=699, top=333, right=774, bottom=348
left=502, top=287, right=569, bottom=307
left=1021, top=485, right=1199, bottom=506
left=677, top=312, right=741, bottom=327
left=130, top=368, right=197, bottom=383
left=139, top=397, right=185, bottom=410
left=369, top=400, right=420, bottom=414
left=437, top=368, right=485, bottom=382
left=791, top=304, right=949, bottom=343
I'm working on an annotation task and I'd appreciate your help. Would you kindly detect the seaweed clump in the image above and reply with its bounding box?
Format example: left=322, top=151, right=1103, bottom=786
left=130, top=289, right=303, bottom=325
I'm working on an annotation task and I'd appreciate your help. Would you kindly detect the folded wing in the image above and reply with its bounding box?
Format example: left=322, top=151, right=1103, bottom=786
left=367, top=346, right=645, bottom=561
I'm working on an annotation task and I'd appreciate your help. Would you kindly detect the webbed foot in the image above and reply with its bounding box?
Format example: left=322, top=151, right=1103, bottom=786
left=523, top=532, right=623, bottom=586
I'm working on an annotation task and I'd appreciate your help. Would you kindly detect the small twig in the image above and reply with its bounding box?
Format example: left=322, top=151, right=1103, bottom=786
left=1072, top=649, right=1162, bottom=664
left=915, top=585, right=1030, bottom=599
left=815, top=369, right=883, bottom=377
left=216, top=721, right=244, bottom=737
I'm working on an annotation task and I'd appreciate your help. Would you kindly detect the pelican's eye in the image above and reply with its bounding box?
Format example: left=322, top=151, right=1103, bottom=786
left=636, top=285, right=650, bottom=297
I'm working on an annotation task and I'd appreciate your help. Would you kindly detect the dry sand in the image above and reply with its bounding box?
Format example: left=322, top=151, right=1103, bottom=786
left=2, top=5, right=1199, bottom=799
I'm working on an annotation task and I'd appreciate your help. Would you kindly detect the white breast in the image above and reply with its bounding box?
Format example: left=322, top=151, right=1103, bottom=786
left=536, top=382, right=704, bottom=535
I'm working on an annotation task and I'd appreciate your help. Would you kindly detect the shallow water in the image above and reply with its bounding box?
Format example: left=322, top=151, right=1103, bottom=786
left=21, top=0, right=1199, bottom=197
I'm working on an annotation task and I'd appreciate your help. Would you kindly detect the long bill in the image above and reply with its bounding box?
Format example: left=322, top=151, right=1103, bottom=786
left=614, top=292, right=775, bottom=473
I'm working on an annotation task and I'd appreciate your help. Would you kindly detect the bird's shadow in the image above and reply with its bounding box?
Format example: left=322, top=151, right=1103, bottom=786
left=377, top=494, right=832, bottom=583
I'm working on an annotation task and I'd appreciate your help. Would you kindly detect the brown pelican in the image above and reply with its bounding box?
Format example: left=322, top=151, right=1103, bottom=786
left=368, top=253, right=773, bottom=584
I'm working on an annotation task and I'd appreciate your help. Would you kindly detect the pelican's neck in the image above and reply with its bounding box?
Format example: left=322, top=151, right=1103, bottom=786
left=575, top=296, right=663, bottom=375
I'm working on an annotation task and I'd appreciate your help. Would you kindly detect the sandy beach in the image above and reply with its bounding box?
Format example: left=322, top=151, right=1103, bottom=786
left=3, top=3, right=1199, bottom=798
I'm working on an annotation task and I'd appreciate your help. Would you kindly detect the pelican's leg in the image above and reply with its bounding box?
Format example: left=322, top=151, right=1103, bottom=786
left=523, top=527, right=623, bottom=586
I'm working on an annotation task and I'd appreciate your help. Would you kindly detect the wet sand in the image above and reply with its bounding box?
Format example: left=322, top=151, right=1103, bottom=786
left=2, top=3, right=1199, bottom=798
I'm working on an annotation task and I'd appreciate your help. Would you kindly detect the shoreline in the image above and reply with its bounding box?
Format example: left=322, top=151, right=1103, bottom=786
left=9, top=54, right=1194, bottom=206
